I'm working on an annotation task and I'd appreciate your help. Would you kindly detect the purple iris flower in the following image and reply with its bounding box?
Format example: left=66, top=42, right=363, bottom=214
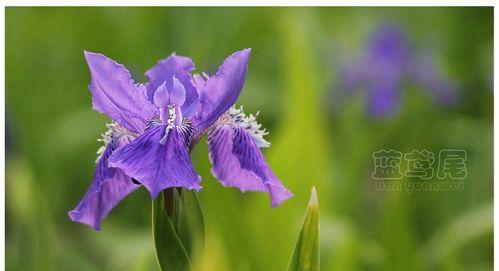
left=68, top=49, right=293, bottom=230
left=340, top=24, right=458, bottom=117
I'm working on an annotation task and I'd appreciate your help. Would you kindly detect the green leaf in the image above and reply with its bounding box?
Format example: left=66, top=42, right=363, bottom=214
left=152, top=188, right=205, bottom=271
left=287, top=187, right=320, bottom=271
left=417, top=201, right=493, bottom=270
left=176, top=189, right=205, bottom=257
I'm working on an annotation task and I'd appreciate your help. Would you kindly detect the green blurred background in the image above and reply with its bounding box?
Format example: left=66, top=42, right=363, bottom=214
left=6, top=7, right=493, bottom=271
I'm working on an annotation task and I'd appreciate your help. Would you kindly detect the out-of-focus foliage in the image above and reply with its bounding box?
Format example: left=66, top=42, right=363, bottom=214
left=6, top=7, right=493, bottom=271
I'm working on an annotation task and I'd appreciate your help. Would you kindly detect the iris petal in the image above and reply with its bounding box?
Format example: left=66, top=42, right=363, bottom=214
left=194, top=49, right=251, bottom=132
left=366, top=82, right=400, bottom=117
left=145, top=53, right=198, bottom=117
left=153, top=77, right=186, bottom=107
left=108, top=125, right=201, bottom=199
left=84, top=51, right=156, bottom=134
left=68, top=142, right=139, bottom=231
left=208, top=123, right=292, bottom=207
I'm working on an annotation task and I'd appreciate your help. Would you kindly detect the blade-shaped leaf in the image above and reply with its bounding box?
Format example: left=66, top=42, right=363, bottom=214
left=287, top=187, right=320, bottom=271
left=176, top=189, right=205, bottom=257
left=152, top=190, right=191, bottom=271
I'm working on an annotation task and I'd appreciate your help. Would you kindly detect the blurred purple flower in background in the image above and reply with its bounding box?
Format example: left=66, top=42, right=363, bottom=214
left=340, top=24, right=459, bottom=117
left=68, top=49, right=292, bottom=230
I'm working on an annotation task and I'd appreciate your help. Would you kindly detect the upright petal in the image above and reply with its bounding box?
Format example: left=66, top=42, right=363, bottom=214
left=181, top=73, right=208, bottom=118
left=68, top=141, right=139, bottom=230
left=85, top=51, right=156, bottom=134
left=208, top=123, right=292, bottom=207
left=194, top=49, right=252, bottom=132
left=367, top=24, right=410, bottom=76
left=108, top=125, right=201, bottom=199
left=145, top=53, right=198, bottom=116
left=153, top=77, right=186, bottom=107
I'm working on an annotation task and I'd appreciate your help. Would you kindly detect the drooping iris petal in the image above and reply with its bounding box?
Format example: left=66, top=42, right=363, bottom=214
left=84, top=51, right=156, bottom=134
left=366, top=83, right=401, bottom=117
left=208, top=124, right=292, bottom=207
left=340, top=59, right=367, bottom=92
left=194, top=49, right=252, bottom=132
left=145, top=53, right=198, bottom=116
left=68, top=141, right=139, bottom=231
left=410, top=56, right=458, bottom=105
left=108, top=125, right=201, bottom=199
left=153, top=77, right=186, bottom=107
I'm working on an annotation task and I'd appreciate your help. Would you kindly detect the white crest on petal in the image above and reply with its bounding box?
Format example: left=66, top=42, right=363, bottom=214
left=166, top=105, right=176, bottom=129
left=228, top=105, right=270, bottom=148
left=159, top=105, right=177, bottom=145
left=95, top=122, right=137, bottom=163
